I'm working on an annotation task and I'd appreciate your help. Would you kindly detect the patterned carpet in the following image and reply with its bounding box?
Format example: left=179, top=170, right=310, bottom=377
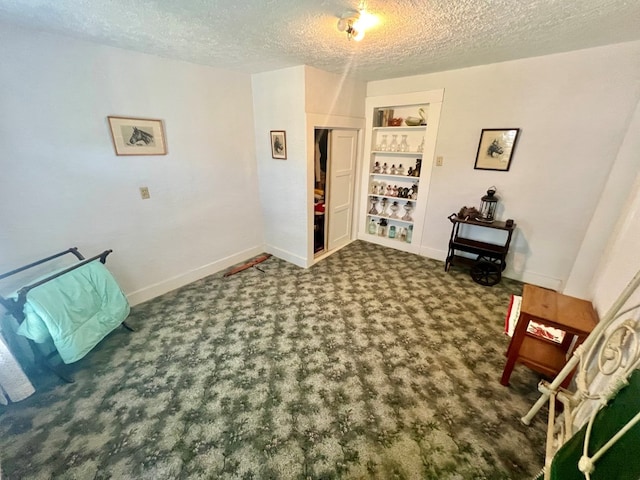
left=0, top=240, right=547, bottom=479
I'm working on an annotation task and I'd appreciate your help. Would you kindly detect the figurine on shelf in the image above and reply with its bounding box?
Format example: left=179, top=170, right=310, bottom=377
left=382, top=163, right=389, bottom=174
left=399, top=187, right=409, bottom=199
left=391, top=164, right=397, bottom=175
left=397, top=164, right=405, bottom=175
left=410, top=183, right=418, bottom=200
left=378, top=182, right=386, bottom=195
left=392, top=185, right=399, bottom=197
left=412, top=159, right=422, bottom=177
left=390, top=201, right=400, bottom=219
left=370, top=182, right=378, bottom=194
left=398, top=227, right=407, bottom=241
left=372, top=161, right=381, bottom=173
left=407, top=166, right=414, bottom=176
left=385, top=185, right=393, bottom=196
left=402, top=201, right=414, bottom=222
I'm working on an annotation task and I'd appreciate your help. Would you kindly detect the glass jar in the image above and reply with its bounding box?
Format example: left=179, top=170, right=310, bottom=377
left=368, top=218, right=377, bottom=234
left=389, top=226, right=396, bottom=239
left=406, top=225, right=413, bottom=243
left=378, top=219, right=387, bottom=237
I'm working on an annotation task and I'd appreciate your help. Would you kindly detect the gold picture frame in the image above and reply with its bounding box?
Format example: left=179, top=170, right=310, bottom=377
left=474, top=128, right=520, bottom=171
left=108, top=116, right=167, bottom=156
left=270, top=130, right=287, bottom=159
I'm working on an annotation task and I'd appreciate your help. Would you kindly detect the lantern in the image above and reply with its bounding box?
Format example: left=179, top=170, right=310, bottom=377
left=478, top=187, right=498, bottom=223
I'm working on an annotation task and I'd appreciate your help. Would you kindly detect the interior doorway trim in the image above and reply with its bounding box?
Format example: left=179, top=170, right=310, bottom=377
left=305, top=113, right=365, bottom=266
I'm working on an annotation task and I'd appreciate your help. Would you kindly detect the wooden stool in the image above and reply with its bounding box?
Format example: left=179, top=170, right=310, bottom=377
left=501, top=284, right=598, bottom=387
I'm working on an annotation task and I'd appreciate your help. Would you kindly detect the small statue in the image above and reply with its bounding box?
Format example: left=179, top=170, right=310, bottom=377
left=392, top=185, right=399, bottom=197
left=413, top=159, right=422, bottom=177
left=382, top=163, right=389, bottom=174
left=407, top=166, right=414, bottom=176
left=372, top=161, right=381, bottom=173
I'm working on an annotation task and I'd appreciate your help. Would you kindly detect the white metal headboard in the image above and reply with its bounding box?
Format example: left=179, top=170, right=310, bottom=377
left=522, top=270, right=640, bottom=479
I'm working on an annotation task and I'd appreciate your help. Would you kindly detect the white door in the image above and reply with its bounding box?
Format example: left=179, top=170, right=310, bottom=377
left=327, top=129, right=357, bottom=251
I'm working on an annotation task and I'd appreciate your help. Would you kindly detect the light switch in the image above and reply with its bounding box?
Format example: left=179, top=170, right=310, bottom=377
left=139, top=187, right=150, bottom=199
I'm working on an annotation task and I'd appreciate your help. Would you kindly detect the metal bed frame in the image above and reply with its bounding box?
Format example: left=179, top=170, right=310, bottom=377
left=0, top=247, right=133, bottom=383
left=522, top=270, right=640, bottom=479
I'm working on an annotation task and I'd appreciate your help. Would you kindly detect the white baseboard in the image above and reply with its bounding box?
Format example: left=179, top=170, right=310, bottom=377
left=415, top=245, right=564, bottom=290
left=264, top=245, right=307, bottom=268
left=505, top=271, right=563, bottom=291
left=126, top=245, right=264, bottom=306
left=419, top=246, right=448, bottom=262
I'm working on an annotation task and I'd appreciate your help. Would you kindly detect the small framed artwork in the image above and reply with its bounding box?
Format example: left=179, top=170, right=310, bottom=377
left=270, top=130, right=287, bottom=159
left=107, top=116, right=167, bottom=156
left=474, top=128, right=520, bottom=171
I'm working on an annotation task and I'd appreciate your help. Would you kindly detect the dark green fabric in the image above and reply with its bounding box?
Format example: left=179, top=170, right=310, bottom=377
left=547, top=368, right=640, bottom=480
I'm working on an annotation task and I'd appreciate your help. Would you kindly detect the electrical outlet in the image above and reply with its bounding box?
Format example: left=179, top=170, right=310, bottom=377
left=139, top=187, right=150, bottom=199
left=436, top=156, right=444, bottom=166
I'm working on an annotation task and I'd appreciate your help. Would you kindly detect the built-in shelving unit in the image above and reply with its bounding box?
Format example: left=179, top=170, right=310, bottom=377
left=358, top=90, right=444, bottom=254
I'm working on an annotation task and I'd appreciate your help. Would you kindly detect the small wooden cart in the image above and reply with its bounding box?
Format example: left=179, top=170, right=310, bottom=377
left=445, top=214, right=516, bottom=286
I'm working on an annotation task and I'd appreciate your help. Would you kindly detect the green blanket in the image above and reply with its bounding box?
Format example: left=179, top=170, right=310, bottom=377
left=17, top=261, right=130, bottom=364
left=536, top=368, right=640, bottom=479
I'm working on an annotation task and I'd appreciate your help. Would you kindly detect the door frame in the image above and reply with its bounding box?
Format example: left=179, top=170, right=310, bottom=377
left=306, top=114, right=365, bottom=266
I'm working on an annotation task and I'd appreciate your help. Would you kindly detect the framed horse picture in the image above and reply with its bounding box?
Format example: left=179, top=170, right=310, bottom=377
left=474, top=128, right=520, bottom=171
left=270, top=130, right=287, bottom=159
left=107, top=116, right=167, bottom=156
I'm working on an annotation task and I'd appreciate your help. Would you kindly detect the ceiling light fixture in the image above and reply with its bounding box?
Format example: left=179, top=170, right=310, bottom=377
left=337, top=3, right=378, bottom=42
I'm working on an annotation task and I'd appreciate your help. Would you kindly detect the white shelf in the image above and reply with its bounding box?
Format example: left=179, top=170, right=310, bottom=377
left=361, top=231, right=414, bottom=246
left=366, top=214, right=414, bottom=225
left=372, top=151, right=423, bottom=156
left=370, top=173, right=420, bottom=180
left=373, top=126, right=426, bottom=131
left=367, top=194, right=417, bottom=201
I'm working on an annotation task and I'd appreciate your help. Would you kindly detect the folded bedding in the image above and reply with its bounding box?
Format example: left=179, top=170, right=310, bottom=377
left=16, top=261, right=129, bottom=363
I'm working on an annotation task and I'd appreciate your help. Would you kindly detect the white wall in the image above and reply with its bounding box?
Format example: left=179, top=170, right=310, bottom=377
left=367, top=41, right=640, bottom=290
left=252, top=66, right=365, bottom=267
left=304, top=66, right=366, bottom=263
left=252, top=67, right=308, bottom=266
left=0, top=23, right=264, bottom=305
left=565, top=98, right=640, bottom=298
left=304, top=66, right=366, bottom=118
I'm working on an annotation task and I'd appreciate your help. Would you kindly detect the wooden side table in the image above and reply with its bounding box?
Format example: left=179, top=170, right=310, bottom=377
left=501, top=284, right=598, bottom=387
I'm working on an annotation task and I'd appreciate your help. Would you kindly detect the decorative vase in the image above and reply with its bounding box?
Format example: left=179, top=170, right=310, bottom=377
left=389, top=135, right=398, bottom=152
left=379, top=135, right=388, bottom=151
left=400, top=135, right=409, bottom=152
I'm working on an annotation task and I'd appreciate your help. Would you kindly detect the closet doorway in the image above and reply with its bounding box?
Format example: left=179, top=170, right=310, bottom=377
left=314, top=128, right=358, bottom=256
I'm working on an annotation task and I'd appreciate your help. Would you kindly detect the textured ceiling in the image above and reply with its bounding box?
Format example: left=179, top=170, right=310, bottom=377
left=1, top=0, right=640, bottom=81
